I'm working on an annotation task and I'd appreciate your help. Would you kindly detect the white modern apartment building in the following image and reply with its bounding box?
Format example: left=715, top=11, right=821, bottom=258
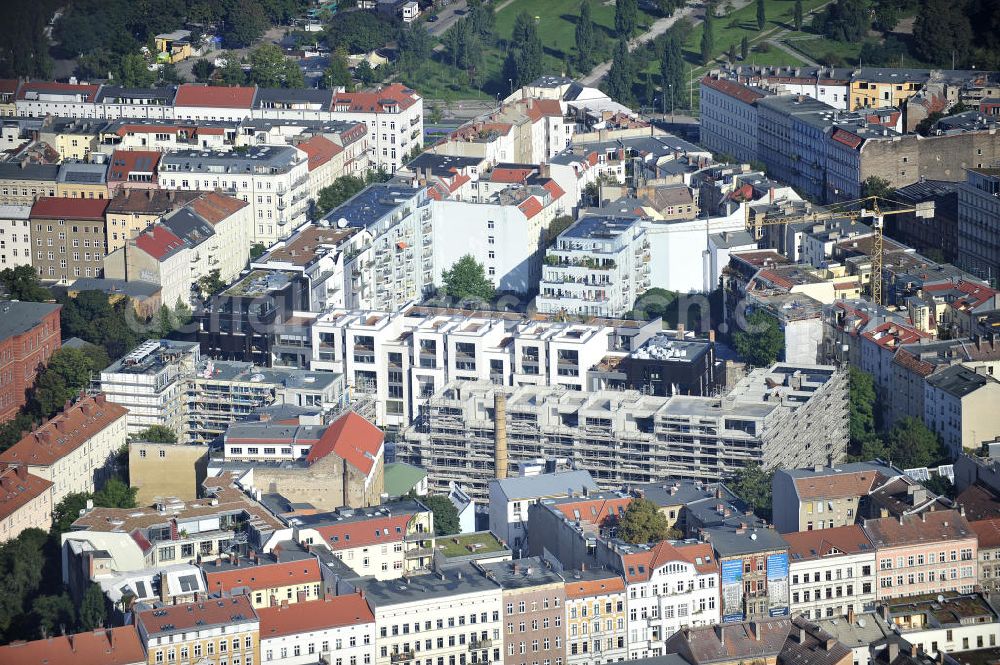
left=614, top=540, right=721, bottom=659
left=328, top=83, right=423, bottom=173
left=158, top=146, right=310, bottom=245
left=258, top=594, right=376, bottom=665
left=487, top=471, right=598, bottom=552
left=923, top=364, right=1000, bottom=457
left=430, top=178, right=568, bottom=294
left=359, top=563, right=504, bottom=665
left=537, top=215, right=652, bottom=318
left=783, top=525, right=878, bottom=621
left=308, top=307, right=655, bottom=429
left=99, top=339, right=200, bottom=438
left=321, top=184, right=433, bottom=312
left=0, top=204, right=33, bottom=269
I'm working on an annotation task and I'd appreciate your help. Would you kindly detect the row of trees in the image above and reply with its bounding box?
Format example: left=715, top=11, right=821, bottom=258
left=605, top=22, right=688, bottom=109
left=191, top=45, right=305, bottom=88
left=314, top=171, right=392, bottom=216
left=847, top=367, right=948, bottom=468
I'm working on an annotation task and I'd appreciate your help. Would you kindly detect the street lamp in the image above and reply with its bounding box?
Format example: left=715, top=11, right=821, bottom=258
left=508, top=78, right=513, bottom=95
left=668, top=83, right=674, bottom=123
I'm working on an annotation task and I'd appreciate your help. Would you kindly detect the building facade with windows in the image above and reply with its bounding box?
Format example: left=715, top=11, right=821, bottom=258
left=29, top=196, right=109, bottom=283
left=563, top=570, right=628, bottom=665
left=205, top=555, right=323, bottom=609
left=358, top=563, right=504, bottom=665
left=481, top=558, right=567, bottom=665
left=135, top=596, right=260, bottom=665
left=864, top=509, right=978, bottom=600
left=783, top=525, right=877, bottom=621
left=0, top=301, right=61, bottom=423
left=257, top=594, right=376, bottom=665
left=0, top=204, right=33, bottom=269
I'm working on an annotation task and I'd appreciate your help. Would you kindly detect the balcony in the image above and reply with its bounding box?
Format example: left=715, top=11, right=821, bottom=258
left=391, top=652, right=414, bottom=663
left=469, top=639, right=492, bottom=650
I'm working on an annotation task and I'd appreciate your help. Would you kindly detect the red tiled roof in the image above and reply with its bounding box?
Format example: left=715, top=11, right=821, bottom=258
left=782, top=524, right=874, bottom=560
left=258, top=594, right=374, bottom=638
left=187, top=191, right=249, bottom=225
left=622, top=541, right=717, bottom=582
left=0, top=395, right=127, bottom=468
left=0, top=626, right=146, bottom=665
left=758, top=269, right=795, bottom=290
left=700, top=76, right=765, bottom=105
left=0, top=79, right=20, bottom=96
left=174, top=84, right=256, bottom=109
left=862, top=321, right=928, bottom=350
left=298, top=135, right=343, bottom=171
left=969, top=517, right=1000, bottom=549
left=107, top=150, right=160, bottom=182
left=305, top=412, right=383, bottom=474
left=793, top=470, right=881, bottom=500
left=0, top=464, right=52, bottom=522
left=331, top=83, right=419, bottom=113
left=30, top=197, right=109, bottom=221
left=136, top=596, right=258, bottom=636
left=490, top=167, right=534, bottom=184
left=832, top=128, right=863, bottom=150
left=134, top=224, right=185, bottom=261
left=892, top=349, right=936, bottom=377
left=205, top=558, right=321, bottom=594
left=564, top=575, right=625, bottom=599
left=518, top=196, right=544, bottom=219
left=17, top=82, right=100, bottom=103
left=553, top=496, right=632, bottom=525
left=313, top=513, right=412, bottom=551
left=542, top=180, right=565, bottom=200
left=863, top=509, right=975, bottom=549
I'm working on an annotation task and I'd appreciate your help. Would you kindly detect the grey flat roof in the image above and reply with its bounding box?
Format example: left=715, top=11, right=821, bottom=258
left=57, top=162, right=108, bottom=184
left=406, top=152, right=483, bottom=176
left=479, top=557, right=565, bottom=589
left=67, top=278, right=161, bottom=298
left=358, top=563, right=498, bottom=607
left=97, top=86, right=177, bottom=103
left=254, top=88, right=334, bottom=106
left=704, top=524, right=789, bottom=556
left=320, top=183, right=422, bottom=230
left=0, top=163, right=60, bottom=181
left=562, top=215, right=644, bottom=240
left=491, top=470, right=597, bottom=501
left=160, top=145, right=301, bottom=173
left=0, top=301, right=59, bottom=340
left=926, top=363, right=997, bottom=398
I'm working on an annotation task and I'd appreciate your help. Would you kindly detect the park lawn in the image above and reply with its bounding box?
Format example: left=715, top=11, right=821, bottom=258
left=401, top=47, right=508, bottom=101
left=493, top=0, right=657, bottom=73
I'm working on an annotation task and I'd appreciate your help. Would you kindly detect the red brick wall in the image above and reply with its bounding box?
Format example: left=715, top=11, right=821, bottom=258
left=0, top=307, right=62, bottom=423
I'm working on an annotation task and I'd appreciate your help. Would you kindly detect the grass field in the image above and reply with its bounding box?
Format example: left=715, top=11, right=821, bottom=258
left=437, top=532, right=507, bottom=558
left=403, top=0, right=656, bottom=101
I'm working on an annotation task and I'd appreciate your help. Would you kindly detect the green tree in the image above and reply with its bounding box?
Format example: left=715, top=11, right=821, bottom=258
left=660, top=33, right=685, bottom=110
left=615, top=0, right=640, bottom=39
left=399, top=23, right=432, bottom=66
left=248, top=44, right=301, bottom=88
left=815, top=0, right=871, bottom=42
left=355, top=61, right=375, bottom=85
left=630, top=287, right=678, bottom=322
left=323, top=48, right=353, bottom=91
left=52, top=493, right=91, bottom=534
left=133, top=425, right=178, bottom=443
left=32, top=593, right=75, bottom=639
left=93, top=478, right=138, bottom=509
left=913, top=0, right=973, bottom=66
left=198, top=269, right=226, bottom=298
left=442, top=255, right=495, bottom=302
left=848, top=367, right=881, bottom=451
left=504, top=12, right=543, bottom=89
left=250, top=243, right=268, bottom=260
left=31, top=347, right=102, bottom=419
left=316, top=175, right=366, bottom=215
left=325, top=10, right=399, bottom=54
left=78, top=582, right=107, bottom=631
left=158, top=62, right=183, bottom=84
left=732, top=310, right=783, bottom=367
left=0, top=527, right=48, bottom=639
left=862, top=175, right=894, bottom=199
left=701, top=10, right=715, bottom=65
left=0, top=413, right=36, bottom=455
left=544, top=216, right=576, bottom=246
left=728, top=463, right=774, bottom=520
left=422, top=495, right=460, bottom=535
left=616, top=497, right=676, bottom=544
left=575, top=0, right=597, bottom=71
left=886, top=417, right=946, bottom=468
left=0, top=265, right=52, bottom=302
left=119, top=53, right=156, bottom=87
left=794, top=0, right=804, bottom=29
left=741, top=35, right=749, bottom=59
left=606, top=39, right=636, bottom=104
left=922, top=473, right=955, bottom=498
left=222, top=0, right=270, bottom=48
left=218, top=53, right=246, bottom=86
left=756, top=0, right=767, bottom=30
left=192, top=58, right=215, bottom=82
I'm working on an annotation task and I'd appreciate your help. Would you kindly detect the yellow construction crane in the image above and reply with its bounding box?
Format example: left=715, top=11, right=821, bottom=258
left=746, top=195, right=935, bottom=306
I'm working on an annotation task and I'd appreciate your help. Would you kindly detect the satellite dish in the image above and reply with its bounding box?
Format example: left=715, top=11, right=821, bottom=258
left=337, top=217, right=349, bottom=228
left=937, top=595, right=945, bottom=603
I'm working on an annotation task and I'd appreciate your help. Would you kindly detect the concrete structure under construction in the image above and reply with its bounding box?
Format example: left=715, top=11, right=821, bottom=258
left=397, top=363, right=848, bottom=498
